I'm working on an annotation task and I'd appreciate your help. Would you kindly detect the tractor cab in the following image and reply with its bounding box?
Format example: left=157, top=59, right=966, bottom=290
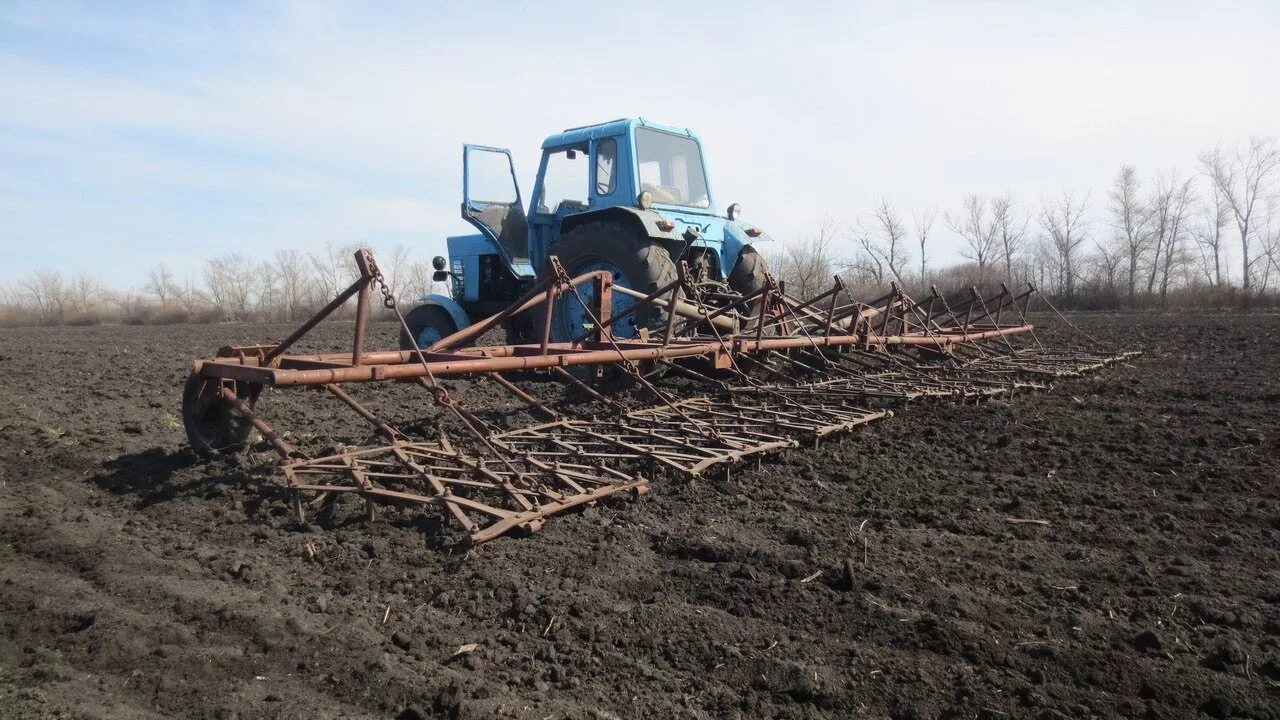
left=524, top=119, right=715, bottom=264
left=406, top=119, right=772, bottom=349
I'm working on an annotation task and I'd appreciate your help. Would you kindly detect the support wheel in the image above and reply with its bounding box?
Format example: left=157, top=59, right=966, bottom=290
left=182, top=372, right=260, bottom=456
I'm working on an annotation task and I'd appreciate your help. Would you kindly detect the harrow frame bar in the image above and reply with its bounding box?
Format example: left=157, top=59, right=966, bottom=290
left=194, top=253, right=1037, bottom=389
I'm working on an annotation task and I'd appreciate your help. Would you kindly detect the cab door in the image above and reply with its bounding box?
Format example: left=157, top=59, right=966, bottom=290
left=462, top=144, right=529, bottom=264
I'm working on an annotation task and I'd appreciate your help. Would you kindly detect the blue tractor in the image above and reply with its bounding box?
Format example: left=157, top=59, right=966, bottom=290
left=399, top=118, right=773, bottom=350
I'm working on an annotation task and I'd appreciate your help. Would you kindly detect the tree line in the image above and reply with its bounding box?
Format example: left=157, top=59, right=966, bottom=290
left=770, top=136, right=1280, bottom=310
left=0, top=243, right=438, bottom=326
left=3, top=136, right=1277, bottom=326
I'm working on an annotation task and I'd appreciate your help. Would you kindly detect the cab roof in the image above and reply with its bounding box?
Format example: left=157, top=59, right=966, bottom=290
left=540, top=118, right=697, bottom=150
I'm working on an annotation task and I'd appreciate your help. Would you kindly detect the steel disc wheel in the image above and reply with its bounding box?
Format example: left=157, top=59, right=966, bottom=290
left=181, top=372, right=260, bottom=456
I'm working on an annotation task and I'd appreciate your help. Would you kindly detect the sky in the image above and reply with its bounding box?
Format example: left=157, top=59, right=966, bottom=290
left=2, top=0, right=1278, bottom=289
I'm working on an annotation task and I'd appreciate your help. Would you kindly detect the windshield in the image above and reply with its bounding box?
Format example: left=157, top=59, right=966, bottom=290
left=634, top=128, right=710, bottom=209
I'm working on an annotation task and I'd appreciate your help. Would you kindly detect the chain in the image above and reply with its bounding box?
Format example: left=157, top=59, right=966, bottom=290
left=551, top=261, right=729, bottom=443
left=1036, top=290, right=1109, bottom=351
left=367, top=257, right=398, bottom=310
left=365, top=260, right=538, bottom=489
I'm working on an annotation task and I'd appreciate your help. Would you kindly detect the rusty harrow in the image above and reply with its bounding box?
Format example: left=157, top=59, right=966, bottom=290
left=183, top=249, right=1138, bottom=545
left=493, top=396, right=889, bottom=478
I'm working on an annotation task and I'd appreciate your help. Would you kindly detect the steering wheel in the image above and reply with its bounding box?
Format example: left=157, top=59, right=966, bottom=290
left=641, top=183, right=682, bottom=205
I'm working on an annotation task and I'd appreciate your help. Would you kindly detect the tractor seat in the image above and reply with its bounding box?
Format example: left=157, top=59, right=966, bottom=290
left=556, top=199, right=588, bottom=213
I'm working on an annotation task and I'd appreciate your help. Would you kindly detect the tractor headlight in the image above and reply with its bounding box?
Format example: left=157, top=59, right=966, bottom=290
left=726, top=203, right=742, bottom=221
left=637, top=190, right=653, bottom=210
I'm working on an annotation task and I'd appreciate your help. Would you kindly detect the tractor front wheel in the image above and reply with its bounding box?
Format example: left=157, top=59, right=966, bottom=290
left=182, top=372, right=260, bottom=456
left=399, top=303, right=459, bottom=351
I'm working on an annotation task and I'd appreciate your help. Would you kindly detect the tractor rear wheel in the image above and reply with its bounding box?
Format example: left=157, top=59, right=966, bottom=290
left=182, top=372, right=260, bottom=456
left=728, top=246, right=771, bottom=331
left=542, top=219, right=678, bottom=344
left=399, top=303, right=458, bottom=351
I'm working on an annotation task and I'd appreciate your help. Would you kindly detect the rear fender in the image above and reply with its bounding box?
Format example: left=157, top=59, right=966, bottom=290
left=559, top=206, right=681, bottom=244
left=417, top=294, right=471, bottom=332
left=556, top=206, right=696, bottom=278
left=721, top=223, right=755, bottom=277
left=555, top=207, right=762, bottom=280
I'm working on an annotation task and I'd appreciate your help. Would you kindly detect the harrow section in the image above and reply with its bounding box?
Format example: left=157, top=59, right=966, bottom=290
left=493, top=394, right=888, bottom=478
left=183, top=249, right=1139, bottom=545
left=282, top=441, right=646, bottom=545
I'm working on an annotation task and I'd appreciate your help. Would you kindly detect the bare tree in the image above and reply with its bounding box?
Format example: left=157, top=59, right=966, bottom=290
left=947, top=195, right=999, bottom=279
left=1027, top=238, right=1058, bottom=295
left=382, top=244, right=413, bottom=301
left=1107, top=166, right=1153, bottom=303
left=145, top=264, right=176, bottom=306
left=1192, top=179, right=1231, bottom=287
left=774, top=215, right=838, bottom=298
left=21, top=270, right=66, bottom=321
left=256, top=260, right=279, bottom=319
left=112, top=289, right=147, bottom=322
left=1258, top=199, right=1280, bottom=294
left=66, top=273, right=103, bottom=313
left=845, top=228, right=885, bottom=286
left=1039, top=191, right=1091, bottom=299
left=0, top=286, right=20, bottom=309
left=913, top=208, right=936, bottom=292
left=1199, top=137, right=1280, bottom=296
left=861, top=198, right=911, bottom=284
left=1153, top=175, right=1195, bottom=305
left=309, top=241, right=362, bottom=307
left=272, top=249, right=308, bottom=322
left=204, top=254, right=257, bottom=320
left=990, top=192, right=1029, bottom=281
left=404, top=261, right=433, bottom=299
left=172, top=273, right=208, bottom=315
left=1144, top=173, right=1188, bottom=296
left=1091, top=241, right=1124, bottom=296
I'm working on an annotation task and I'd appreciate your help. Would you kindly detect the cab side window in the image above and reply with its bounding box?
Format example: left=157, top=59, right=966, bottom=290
left=595, top=139, right=617, bottom=196
left=538, top=148, right=588, bottom=214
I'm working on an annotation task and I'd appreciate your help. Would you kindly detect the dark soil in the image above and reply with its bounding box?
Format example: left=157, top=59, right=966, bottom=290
left=1, top=314, right=1277, bottom=719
